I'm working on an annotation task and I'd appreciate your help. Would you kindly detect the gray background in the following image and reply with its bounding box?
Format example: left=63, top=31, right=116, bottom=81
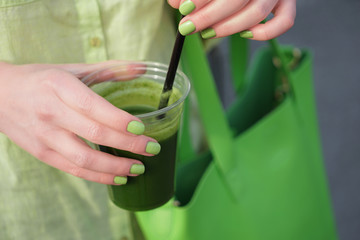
left=209, top=0, right=360, bottom=239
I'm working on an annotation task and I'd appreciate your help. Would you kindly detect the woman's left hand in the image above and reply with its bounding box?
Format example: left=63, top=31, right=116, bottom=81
left=168, top=0, right=296, bottom=41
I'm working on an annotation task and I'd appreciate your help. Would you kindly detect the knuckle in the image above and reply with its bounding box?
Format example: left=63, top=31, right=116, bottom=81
left=86, top=123, right=103, bottom=142
left=34, top=128, right=48, bottom=143
left=43, top=68, right=64, bottom=76
left=33, top=147, right=49, bottom=161
left=252, top=5, right=269, bottom=20
left=282, top=16, right=295, bottom=30
left=167, top=0, right=178, bottom=8
left=40, top=69, right=67, bottom=88
left=73, top=151, right=92, bottom=168
left=68, top=167, right=83, bottom=178
left=259, top=28, right=271, bottom=41
left=98, top=173, right=111, bottom=184
left=76, top=93, right=94, bottom=114
left=125, top=139, right=137, bottom=153
left=35, top=102, right=56, bottom=122
left=235, top=0, right=249, bottom=8
left=195, top=12, right=212, bottom=29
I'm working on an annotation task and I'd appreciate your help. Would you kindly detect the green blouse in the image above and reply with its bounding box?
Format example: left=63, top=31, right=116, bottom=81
left=0, top=1, right=175, bottom=239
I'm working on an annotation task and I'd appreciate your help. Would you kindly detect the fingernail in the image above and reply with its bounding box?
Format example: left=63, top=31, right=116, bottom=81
left=145, top=142, right=161, bottom=155
left=179, top=0, right=195, bottom=15
left=179, top=20, right=196, bottom=36
left=127, top=121, right=145, bottom=135
left=239, top=30, right=253, bottom=39
left=201, top=28, right=216, bottom=39
left=114, top=176, right=127, bottom=185
left=130, top=164, right=145, bottom=175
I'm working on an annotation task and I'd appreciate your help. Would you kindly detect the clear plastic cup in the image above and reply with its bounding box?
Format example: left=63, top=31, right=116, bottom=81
left=82, top=62, right=190, bottom=211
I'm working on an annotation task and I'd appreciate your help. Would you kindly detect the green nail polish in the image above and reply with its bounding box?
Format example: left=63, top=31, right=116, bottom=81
left=130, top=164, right=145, bottom=175
left=114, top=176, right=127, bottom=185
left=146, top=142, right=161, bottom=155
left=127, top=121, right=145, bottom=135
left=201, top=28, right=216, bottom=39
left=239, top=30, right=253, bottom=39
left=179, top=0, right=195, bottom=15
left=179, top=20, right=196, bottom=36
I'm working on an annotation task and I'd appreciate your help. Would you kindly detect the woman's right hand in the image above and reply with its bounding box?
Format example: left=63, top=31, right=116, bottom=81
left=168, top=0, right=296, bottom=40
left=0, top=61, right=160, bottom=185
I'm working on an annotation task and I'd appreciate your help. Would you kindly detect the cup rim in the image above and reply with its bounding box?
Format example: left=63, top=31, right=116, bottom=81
left=81, top=61, right=191, bottom=118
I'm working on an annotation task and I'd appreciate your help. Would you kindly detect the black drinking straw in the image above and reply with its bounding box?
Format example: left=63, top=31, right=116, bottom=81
left=157, top=28, right=186, bottom=111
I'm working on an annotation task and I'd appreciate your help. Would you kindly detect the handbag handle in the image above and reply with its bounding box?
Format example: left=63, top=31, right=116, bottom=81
left=181, top=34, right=236, bottom=189
left=229, top=35, right=248, bottom=95
left=181, top=33, right=293, bottom=200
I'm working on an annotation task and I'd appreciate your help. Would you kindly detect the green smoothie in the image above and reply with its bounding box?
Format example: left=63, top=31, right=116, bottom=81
left=92, top=78, right=183, bottom=211
left=103, top=129, right=178, bottom=211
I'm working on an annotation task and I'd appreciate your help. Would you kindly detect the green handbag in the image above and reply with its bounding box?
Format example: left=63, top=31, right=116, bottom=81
left=135, top=33, right=338, bottom=240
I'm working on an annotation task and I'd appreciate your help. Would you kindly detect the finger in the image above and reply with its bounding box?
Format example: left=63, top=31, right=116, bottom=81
left=41, top=149, right=128, bottom=185
left=177, top=0, right=211, bottom=15
left=167, top=0, right=181, bottom=8
left=41, top=128, right=145, bottom=176
left=53, top=104, right=160, bottom=156
left=78, top=62, right=146, bottom=86
left=246, top=0, right=296, bottom=40
left=168, top=0, right=207, bottom=9
left=179, top=0, right=249, bottom=36
left=30, top=61, right=145, bottom=85
left=203, top=0, right=278, bottom=39
left=46, top=70, right=145, bottom=135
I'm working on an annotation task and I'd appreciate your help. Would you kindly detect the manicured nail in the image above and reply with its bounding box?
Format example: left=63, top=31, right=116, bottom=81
left=130, top=164, right=145, bottom=175
left=179, top=0, right=196, bottom=15
left=146, top=142, right=161, bottom=155
left=239, top=30, right=253, bottom=39
left=201, top=28, right=216, bottom=39
left=179, top=20, right=196, bottom=36
left=127, top=121, right=145, bottom=135
left=114, top=176, right=127, bottom=185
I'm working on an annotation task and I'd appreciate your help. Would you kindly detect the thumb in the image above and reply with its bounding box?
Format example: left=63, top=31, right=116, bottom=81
left=55, top=60, right=146, bottom=86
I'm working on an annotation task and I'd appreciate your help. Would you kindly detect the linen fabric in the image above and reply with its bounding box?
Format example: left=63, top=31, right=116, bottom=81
left=0, top=1, right=175, bottom=239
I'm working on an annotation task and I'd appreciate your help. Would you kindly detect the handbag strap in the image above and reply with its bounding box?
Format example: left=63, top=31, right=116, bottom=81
left=269, top=38, right=294, bottom=97
left=181, top=33, right=293, bottom=200
left=229, top=35, right=248, bottom=95
left=181, top=34, right=236, bottom=181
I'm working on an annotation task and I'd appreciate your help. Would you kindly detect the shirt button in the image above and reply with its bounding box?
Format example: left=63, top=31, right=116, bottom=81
left=90, top=37, right=102, bottom=47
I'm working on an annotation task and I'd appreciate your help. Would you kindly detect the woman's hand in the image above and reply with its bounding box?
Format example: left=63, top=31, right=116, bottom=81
left=168, top=0, right=296, bottom=40
left=0, top=61, right=159, bottom=185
